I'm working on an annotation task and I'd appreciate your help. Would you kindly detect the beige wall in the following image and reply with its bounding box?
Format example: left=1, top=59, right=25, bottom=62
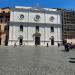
left=0, top=8, right=10, bottom=13
left=67, top=39, right=75, bottom=44
left=0, top=23, right=7, bottom=45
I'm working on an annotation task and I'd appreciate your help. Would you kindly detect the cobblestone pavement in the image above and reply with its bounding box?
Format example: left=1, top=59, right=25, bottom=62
left=0, top=46, right=75, bottom=75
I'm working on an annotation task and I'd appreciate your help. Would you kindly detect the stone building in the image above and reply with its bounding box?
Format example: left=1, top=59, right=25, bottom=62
left=0, top=7, right=10, bottom=45
left=8, top=6, right=62, bottom=46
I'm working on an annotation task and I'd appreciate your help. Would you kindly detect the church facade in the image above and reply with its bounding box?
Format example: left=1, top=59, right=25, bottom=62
left=8, top=6, right=62, bottom=46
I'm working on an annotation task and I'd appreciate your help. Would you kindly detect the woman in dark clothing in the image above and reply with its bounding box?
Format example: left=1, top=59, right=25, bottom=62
left=65, top=43, right=69, bottom=52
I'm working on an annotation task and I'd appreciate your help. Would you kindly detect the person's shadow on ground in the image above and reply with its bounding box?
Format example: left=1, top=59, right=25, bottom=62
left=61, top=49, right=70, bottom=52
left=69, top=58, right=75, bottom=63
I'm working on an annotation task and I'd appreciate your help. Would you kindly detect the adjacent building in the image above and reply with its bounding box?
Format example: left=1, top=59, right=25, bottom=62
left=8, top=6, right=62, bottom=46
left=0, top=7, right=10, bottom=45
left=63, top=9, right=75, bottom=44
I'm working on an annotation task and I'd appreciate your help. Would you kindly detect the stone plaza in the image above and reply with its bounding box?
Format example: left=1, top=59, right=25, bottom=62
left=0, top=46, right=75, bottom=75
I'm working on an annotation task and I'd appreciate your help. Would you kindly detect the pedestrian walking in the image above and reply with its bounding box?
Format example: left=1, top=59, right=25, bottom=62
left=58, top=43, right=60, bottom=47
left=65, top=43, right=69, bottom=52
left=47, top=43, right=49, bottom=47
left=70, top=42, right=73, bottom=49
left=14, top=43, right=17, bottom=48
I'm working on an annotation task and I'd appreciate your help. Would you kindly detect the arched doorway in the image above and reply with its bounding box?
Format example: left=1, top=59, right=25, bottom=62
left=35, top=37, right=40, bottom=45
left=18, top=35, right=23, bottom=45
left=33, top=32, right=41, bottom=45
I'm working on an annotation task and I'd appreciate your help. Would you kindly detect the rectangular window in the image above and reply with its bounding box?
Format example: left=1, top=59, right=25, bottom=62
left=51, top=27, right=54, bottom=32
left=1, top=18, right=2, bottom=23
left=4, top=26, right=9, bottom=32
left=5, top=18, right=10, bottom=23
left=36, top=26, right=39, bottom=32
left=20, top=25, right=23, bottom=31
left=0, top=16, right=3, bottom=23
left=5, top=18, right=7, bottom=23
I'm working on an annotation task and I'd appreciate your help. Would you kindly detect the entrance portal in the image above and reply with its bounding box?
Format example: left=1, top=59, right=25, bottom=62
left=33, top=32, right=41, bottom=46
left=35, top=37, right=40, bottom=45
left=51, top=38, right=54, bottom=45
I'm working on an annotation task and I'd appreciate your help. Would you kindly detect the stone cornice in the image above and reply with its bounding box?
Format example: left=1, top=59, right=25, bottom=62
left=10, top=8, right=61, bottom=14
left=9, top=22, right=62, bottom=27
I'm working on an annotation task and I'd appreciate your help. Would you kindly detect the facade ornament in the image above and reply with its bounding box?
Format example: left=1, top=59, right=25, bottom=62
left=49, top=16, right=55, bottom=22
left=34, top=15, right=40, bottom=22
left=19, top=14, right=24, bottom=20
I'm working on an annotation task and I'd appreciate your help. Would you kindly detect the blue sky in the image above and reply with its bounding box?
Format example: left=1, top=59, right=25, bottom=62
left=0, top=0, right=75, bottom=9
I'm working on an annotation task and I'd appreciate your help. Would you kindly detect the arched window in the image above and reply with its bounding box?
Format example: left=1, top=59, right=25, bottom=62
left=36, top=26, right=39, bottom=32
left=20, top=25, right=23, bottom=31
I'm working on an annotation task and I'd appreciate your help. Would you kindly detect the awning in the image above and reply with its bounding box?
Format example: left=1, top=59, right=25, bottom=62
left=33, top=32, right=41, bottom=37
